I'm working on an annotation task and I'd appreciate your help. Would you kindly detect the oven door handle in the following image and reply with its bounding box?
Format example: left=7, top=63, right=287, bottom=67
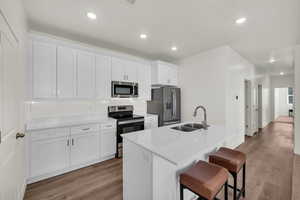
left=118, top=119, right=145, bottom=125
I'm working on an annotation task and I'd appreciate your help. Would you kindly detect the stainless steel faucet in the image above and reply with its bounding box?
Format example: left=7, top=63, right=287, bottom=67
left=193, top=105, right=208, bottom=129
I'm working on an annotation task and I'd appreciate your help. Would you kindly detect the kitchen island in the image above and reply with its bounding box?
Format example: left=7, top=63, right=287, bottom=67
left=122, top=123, right=235, bottom=200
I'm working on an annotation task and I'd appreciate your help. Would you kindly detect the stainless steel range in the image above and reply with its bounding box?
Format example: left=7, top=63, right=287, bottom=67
left=108, top=105, right=144, bottom=158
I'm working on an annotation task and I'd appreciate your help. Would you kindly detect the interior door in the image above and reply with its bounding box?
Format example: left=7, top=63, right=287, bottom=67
left=0, top=22, right=26, bottom=200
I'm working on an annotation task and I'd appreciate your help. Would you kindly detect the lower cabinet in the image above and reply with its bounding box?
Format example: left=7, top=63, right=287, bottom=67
left=30, top=136, right=70, bottom=178
left=28, top=122, right=116, bottom=183
left=145, top=115, right=158, bottom=129
left=100, top=128, right=116, bottom=158
left=70, top=133, right=99, bottom=167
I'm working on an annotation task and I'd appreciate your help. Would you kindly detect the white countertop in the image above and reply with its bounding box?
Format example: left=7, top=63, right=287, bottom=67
left=122, top=122, right=226, bottom=165
left=26, top=114, right=116, bottom=131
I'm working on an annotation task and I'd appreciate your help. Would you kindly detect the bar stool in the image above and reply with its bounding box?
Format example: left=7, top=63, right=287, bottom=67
left=209, top=147, right=246, bottom=200
left=180, top=160, right=229, bottom=200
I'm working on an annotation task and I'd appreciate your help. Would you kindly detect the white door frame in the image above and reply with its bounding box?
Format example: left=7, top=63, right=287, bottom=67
left=257, top=84, right=263, bottom=129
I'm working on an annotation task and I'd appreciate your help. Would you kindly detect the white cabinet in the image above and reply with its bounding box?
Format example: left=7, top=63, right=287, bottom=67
left=30, top=136, right=70, bottom=178
left=100, top=123, right=117, bottom=158
left=111, top=57, right=137, bottom=82
left=32, top=41, right=57, bottom=98
left=138, top=63, right=151, bottom=100
left=57, top=46, right=76, bottom=98
left=76, top=51, right=95, bottom=98
left=145, top=115, right=158, bottom=129
left=70, top=133, right=99, bottom=167
left=151, top=61, right=178, bottom=86
left=27, top=122, right=117, bottom=183
left=96, top=54, right=111, bottom=99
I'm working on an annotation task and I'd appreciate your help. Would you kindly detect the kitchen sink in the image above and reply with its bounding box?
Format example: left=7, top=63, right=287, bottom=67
left=171, top=125, right=197, bottom=132
left=171, top=123, right=208, bottom=132
left=183, top=123, right=209, bottom=129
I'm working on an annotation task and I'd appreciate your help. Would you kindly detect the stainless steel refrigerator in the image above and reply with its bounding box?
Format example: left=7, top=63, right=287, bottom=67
left=147, top=87, right=181, bottom=126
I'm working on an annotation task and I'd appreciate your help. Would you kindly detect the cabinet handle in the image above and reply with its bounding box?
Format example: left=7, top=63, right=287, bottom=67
left=16, top=132, right=25, bottom=139
left=67, top=140, right=69, bottom=146
left=72, top=138, right=74, bottom=146
left=82, top=128, right=90, bottom=131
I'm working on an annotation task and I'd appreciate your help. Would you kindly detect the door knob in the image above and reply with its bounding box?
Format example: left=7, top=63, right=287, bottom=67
left=16, top=132, right=25, bottom=139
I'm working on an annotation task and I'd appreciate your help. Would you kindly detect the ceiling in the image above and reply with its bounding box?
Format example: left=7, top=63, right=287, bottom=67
left=24, top=0, right=300, bottom=69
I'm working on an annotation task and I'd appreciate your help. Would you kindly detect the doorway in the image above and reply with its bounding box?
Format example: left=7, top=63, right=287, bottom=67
left=274, top=87, right=294, bottom=121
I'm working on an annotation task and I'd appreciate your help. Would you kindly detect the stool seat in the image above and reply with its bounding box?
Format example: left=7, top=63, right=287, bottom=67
left=180, top=160, right=228, bottom=200
left=209, top=147, right=246, bottom=173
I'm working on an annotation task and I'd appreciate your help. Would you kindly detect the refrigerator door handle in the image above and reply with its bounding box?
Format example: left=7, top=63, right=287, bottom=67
left=172, top=89, right=177, bottom=119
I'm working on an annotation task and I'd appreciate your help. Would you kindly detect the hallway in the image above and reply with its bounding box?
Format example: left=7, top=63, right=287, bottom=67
left=24, top=120, right=294, bottom=200
left=234, top=118, right=294, bottom=200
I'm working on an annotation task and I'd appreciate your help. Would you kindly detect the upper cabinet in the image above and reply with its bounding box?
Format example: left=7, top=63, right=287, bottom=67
left=29, top=34, right=151, bottom=100
left=57, top=46, right=76, bottom=98
left=96, top=55, right=111, bottom=99
left=32, top=41, right=57, bottom=98
left=151, top=61, right=178, bottom=86
left=138, top=63, right=151, bottom=100
left=76, top=51, right=95, bottom=98
left=111, top=57, right=137, bottom=82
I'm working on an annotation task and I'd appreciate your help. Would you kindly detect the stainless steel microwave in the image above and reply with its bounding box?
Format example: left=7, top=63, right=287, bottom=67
left=111, top=81, right=138, bottom=98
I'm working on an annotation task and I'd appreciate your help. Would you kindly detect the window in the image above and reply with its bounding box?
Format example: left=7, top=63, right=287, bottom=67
left=287, top=87, right=294, bottom=105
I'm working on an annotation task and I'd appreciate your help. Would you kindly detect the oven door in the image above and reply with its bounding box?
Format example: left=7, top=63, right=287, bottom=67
left=112, top=81, right=135, bottom=98
left=116, top=119, right=144, bottom=157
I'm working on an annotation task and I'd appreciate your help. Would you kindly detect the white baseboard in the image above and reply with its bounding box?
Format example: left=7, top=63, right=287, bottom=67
left=20, top=179, right=27, bottom=200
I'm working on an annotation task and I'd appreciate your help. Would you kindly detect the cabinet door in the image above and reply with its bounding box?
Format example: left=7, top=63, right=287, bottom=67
left=70, top=133, right=99, bottom=167
left=100, top=129, right=116, bottom=157
left=158, top=64, right=171, bottom=85
left=111, top=57, right=125, bottom=81
left=57, top=46, right=76, bottom=98
left=30, top=137, right=70, bottom=177
left=76, top=51, right=95, bottom=98
left=96, top=54, right=111, bottom=99
left=32, top=41, right=56, bottom=98
left=169, top=65, right=178, bottom=86
left=138, top=63, right=151, bottom=100
left=125, top=60, right=138, bottom=82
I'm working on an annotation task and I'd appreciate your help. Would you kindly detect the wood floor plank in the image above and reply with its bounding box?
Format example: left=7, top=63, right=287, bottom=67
left=24, top=119, right=294, bottom=200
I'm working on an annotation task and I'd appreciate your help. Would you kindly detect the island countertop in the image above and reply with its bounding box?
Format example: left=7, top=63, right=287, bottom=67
left=122, top=123, right=227, bottom=165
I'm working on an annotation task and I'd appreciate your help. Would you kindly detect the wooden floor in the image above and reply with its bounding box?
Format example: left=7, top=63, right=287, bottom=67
left=24, top=119, right=294, bottom=200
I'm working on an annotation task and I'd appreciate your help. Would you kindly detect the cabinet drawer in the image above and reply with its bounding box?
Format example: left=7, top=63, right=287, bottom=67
left=71, top=124, right=99, bottom=135
left=100, top=122, right=116, bottom=130
left=30, top=128, right=70, bottom=141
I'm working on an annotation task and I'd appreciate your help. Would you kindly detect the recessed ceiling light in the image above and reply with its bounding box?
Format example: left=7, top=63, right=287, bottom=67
left=235, top=17, right=247, bottom=24
left=171, top=46, right=178, bottom=51
left=280, top=72, right=284, bottom=75
left=269, top=58, right=276, bottom=63
left=140, top=34, right=147, bottom=39
left=87, top=12, right=97, bottom=20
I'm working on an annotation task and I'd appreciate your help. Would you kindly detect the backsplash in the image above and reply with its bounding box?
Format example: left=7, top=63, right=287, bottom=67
left=25, top=99, right=147, bottom=121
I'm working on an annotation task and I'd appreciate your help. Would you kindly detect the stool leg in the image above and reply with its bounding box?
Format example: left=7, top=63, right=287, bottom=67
left=242, top=164, right=246, bottom=197
left=180, top=184, right=184, bottom=200
left=224, top=181, right=228, bottom=200
left=233, top=173, right=237, bottom=200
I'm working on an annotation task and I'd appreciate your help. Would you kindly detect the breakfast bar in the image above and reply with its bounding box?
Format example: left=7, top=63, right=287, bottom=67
left=122, top=122, right=237, bottom=200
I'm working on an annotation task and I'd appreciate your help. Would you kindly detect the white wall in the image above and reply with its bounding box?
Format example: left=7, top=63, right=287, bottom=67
left=294, top=45, right=300, bottom=155
left=274, top=88, right=293, bottom=118
left=178, top=46, right=256, bottom=148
